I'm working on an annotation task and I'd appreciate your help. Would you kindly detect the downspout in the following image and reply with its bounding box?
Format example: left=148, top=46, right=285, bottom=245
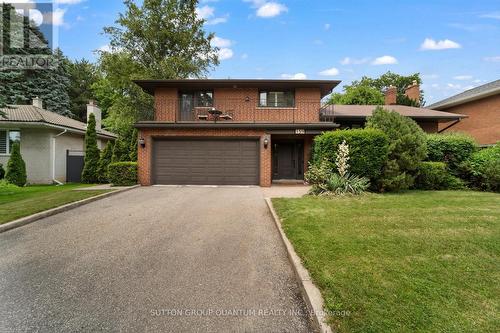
left=52, top=129, right=67, bottom=185
left=438, top=119, right=461, bottom=133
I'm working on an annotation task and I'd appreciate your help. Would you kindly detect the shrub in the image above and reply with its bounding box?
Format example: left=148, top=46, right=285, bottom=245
left=0, top=179, right=19, bottom=190
left=312, top=128, right=388, bottom=182
left=308, top=141, right=369, bottom=196
left=5, top=142, right=26, bottom=186
left=415, top=162, right=465, bottom=190
left=81, top=113, right=100, bottom=183
left=463, top=143, right=500, bottom=192
left=108, top=162, right=137, bottom=186
left=366, top=107, right=427, bottom=192
left=426, top=133, right=477, bottom=172
left=0, top=163, right=4, bottom=179
left=97, top=141, right=114, bottom=183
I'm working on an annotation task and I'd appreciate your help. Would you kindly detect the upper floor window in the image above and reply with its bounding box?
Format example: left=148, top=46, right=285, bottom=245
left=179, top=91, right=214, bottom=107
left=0, top=130, right=21, bottom=155
left=259, top=90, right=295, bottom=107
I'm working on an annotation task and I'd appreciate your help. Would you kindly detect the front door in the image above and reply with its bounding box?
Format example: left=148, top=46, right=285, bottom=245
left=272, top=141, right=304, bottom=180
left=179, top=93, right=194, bottom=121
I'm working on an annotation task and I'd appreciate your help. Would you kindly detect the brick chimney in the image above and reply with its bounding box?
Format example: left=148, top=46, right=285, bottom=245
left=32, top=97, right=43, bottom=109
left=87, top=100, right=102, bottom=130
left=384, top=85, right=397, bottom=105
left=404, top=80, right=420, bottom=103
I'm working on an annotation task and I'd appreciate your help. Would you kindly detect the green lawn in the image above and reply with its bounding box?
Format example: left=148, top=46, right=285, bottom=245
left=273, top=191, right=500, bottom=333
left=0, top=184, right=110, bottom=224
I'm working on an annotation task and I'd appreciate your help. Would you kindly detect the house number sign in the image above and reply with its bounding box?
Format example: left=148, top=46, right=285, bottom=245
left=295, top=129, right=306, bottom=135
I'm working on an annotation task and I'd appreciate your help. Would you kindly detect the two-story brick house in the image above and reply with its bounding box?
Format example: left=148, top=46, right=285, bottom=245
left=134, top=79, right=465, bottom=187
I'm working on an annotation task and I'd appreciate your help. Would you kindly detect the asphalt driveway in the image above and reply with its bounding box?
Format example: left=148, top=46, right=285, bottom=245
left=0, top=186, right=313, bottom=332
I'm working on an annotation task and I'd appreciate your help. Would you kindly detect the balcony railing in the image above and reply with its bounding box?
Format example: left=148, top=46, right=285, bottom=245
left=148, top=98, right=335, bottom=123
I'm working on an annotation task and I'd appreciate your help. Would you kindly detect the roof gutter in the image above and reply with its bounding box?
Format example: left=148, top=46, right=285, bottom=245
left=0, top=121, right=116, bottom=139
left=134, top=122, right=340, bottom=130
left=430, top=88, right=500, bottom=110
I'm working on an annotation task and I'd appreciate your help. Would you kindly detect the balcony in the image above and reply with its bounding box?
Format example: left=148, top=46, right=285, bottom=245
left=150, top=98, right=335, bottom=123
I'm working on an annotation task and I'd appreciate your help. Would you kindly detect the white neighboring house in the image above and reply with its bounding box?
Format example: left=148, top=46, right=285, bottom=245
left=0, top=98, right=117, bottom=184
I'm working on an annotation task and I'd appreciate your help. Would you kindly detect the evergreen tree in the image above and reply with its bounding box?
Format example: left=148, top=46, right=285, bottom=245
left=81, top=113, right=100, bottom=183
left=97, top=141, right=114, bottom=183
left=0, top=4, right=72, bottom=116
left=129, top=128, right=138, bottom=161
left=366, top=107, right=427, bottom=192
left=112, top=131, right=132, bottom=163
left=0, top=163, right=5, bottom=180
left=5, top=142, right=27, bottom=186
left=68, top=59, right=100, bottom=121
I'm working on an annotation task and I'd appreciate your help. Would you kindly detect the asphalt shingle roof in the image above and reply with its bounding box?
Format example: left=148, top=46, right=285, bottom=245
left=0, top=105, right=117, bottom=138
left=428, top=79, right=500, bottom=110
left=321, top=104, right=467, bottom=121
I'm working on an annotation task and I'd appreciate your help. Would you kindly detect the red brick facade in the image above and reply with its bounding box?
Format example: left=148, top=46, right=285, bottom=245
left=438, top=94, right=500, bottom=145
left=153, top=87, right=321, bottom=123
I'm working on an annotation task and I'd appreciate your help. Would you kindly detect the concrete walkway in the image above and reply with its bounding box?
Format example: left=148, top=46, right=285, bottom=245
left=0, top=186, right=313, bottom=332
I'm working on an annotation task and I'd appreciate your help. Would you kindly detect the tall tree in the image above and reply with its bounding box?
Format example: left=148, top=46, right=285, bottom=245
left=81, top=113, right=100, bottom=183
left=67, top=59, right=100, bottom=121
left=98, top=0, right=219, bottom=134
left=330, top=72, right=425, bottom=106
left=0, top=4, right=72, bottom=116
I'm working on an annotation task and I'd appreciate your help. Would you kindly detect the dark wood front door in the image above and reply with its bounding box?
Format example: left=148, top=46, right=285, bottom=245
left=272, top=141, right=304, bottom=180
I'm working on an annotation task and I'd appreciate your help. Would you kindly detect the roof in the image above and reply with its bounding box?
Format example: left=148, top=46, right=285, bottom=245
left=0, top=105, right=117, bottom=139
left=133, top=79, right=340, bottom=98
left=321, top=104, right=467, bottom=122
left=428, top=79, right=500, bottom=110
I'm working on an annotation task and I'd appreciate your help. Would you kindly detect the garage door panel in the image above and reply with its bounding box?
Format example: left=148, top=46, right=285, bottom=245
left=153, top=139, right=260, bottom=185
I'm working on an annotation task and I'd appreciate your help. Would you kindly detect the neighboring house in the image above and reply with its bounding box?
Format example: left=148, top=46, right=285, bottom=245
left=133, top=79, right=465, bottom=187
left=322, top=81, right=467, bottom=133
left=429, top=79, right=500, bottom=145
left=0, top=98, right=116, bottom=184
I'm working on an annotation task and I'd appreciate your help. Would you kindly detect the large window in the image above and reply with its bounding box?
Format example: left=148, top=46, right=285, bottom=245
left=259, top=90, right=295, bottom=107
left=0, top=130, right=20, bottom=155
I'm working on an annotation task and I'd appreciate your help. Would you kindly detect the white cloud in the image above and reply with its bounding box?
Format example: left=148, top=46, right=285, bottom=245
left=473, top=79, right=483, bottom=83
left=210, top=37, right=233, bottom=60
left=371, top=55, right=398, bottom=65
left=340, top=57, right=369, bottom=65
left=281, top=73, right=307, bottom=80
left=241, top=53, right=248, bottom=59
left=97, top=44, right=111, bottom=53
left=484, top=56, right=500, bottom=62
left=324, top=23, right=331, bottom=30
left=420, top=38, right=461, bottom=50
left=196, top=5, right=215, bottom=19
left=211, top=36, right=232, bottom=48
left=453, top=75, right=472, bottom=80
left=218, top=48, right=233, bottom=60
left=43, top=7, right=66, bottom=26
left=480, top=12, right=500, bottom=19
left=318, top=67, right=339, bottom=76
left=257, top=2, right=287, bottom=18
left=196, top=5, right=228, bottom=25
left=245, top=0, right=287, bottom=18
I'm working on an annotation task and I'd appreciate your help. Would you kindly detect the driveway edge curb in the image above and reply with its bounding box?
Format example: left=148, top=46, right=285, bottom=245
left=0, top=185, right=140, bottom=234
left=265, top=198, right=333, bottom=333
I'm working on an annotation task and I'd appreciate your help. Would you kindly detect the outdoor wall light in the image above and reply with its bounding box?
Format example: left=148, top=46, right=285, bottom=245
left=139, top=138, right=146, bottom=148
left=245, top=96, right=250, bottom=102
left=263, top=138, right=269, bottom=149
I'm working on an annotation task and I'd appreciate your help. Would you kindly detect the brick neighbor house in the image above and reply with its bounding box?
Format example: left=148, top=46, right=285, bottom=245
left=134, top=79, right=465, bottom=186
left=429, top=79, right=500, bottom=145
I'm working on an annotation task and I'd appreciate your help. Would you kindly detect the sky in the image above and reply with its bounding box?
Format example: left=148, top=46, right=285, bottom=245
left=5, top=0, right=500, bottom=104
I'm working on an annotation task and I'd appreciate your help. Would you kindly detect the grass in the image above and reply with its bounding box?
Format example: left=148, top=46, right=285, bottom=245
left=272, top=191, right=500, bottom=333
left=0, top=183, right=111, bottom=224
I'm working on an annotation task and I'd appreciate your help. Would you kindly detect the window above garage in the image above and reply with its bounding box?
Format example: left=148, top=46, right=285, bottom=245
left=258, top=90, right=295, bottom=108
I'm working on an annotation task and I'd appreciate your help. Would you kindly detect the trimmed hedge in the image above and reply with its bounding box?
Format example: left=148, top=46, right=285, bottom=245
left=108, top=162, right=137, bottom=186
left=426, top=133, right=477, bottom=172
left=464, top=143, right=500, bottom=192
left=415, top=162, right=464, bottom=190
left=312, top=128, right=389, bottom=182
